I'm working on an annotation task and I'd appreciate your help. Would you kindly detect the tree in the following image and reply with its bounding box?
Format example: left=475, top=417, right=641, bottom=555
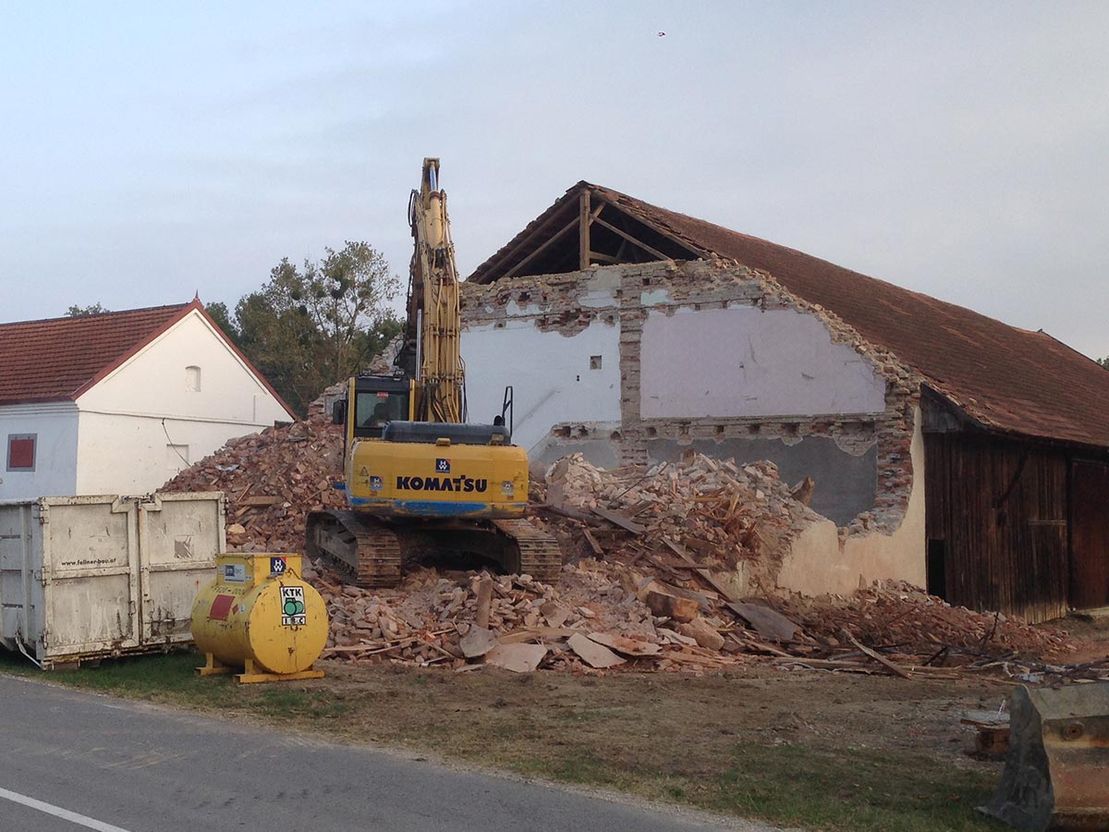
left=268, top=241, right=401, bottom=386
left=204, top=301, right=241, bottom=346
left=1098, top=357, right=1109, bottom=369
left=214, top=241, right=401, bottom=417
left=66, top=303, right=108, bottom=317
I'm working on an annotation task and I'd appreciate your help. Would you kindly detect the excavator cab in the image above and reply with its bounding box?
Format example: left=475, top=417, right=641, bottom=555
left=331, top=373, right=414, bottom=461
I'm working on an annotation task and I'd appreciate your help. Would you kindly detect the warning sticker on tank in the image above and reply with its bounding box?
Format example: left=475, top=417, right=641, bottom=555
left=280, top=586, right=307, bottom=626
left=223, top=563, right=247, bottom=582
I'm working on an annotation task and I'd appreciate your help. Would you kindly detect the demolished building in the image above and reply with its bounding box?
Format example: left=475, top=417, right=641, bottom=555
left=459, top=182, right=1109, bottom=622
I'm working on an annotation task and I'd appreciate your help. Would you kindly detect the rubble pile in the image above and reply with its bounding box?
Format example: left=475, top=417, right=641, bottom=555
left=541, top=452, right=817, bottom=589
left=312, top=560, right=736, bottom=672
left=161, top=411, right=1098, bottom=680
left=161, top=414, right=344, bottom=552
left=779, top=581, right=1069, bottom=658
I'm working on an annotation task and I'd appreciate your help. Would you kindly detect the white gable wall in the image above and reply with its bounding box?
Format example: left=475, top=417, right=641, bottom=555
left=0, top=403, right=79, bottom=500
left=73, top=309, right=292, bottom=495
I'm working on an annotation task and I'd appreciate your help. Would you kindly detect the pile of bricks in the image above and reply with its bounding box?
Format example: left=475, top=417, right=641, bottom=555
left=542, top=451, right=817, bottom=579
left=161, top=409, right=345, bottom=553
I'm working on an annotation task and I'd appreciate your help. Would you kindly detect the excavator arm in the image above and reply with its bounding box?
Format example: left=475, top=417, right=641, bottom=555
left=406, top=158, right=465, bottom=424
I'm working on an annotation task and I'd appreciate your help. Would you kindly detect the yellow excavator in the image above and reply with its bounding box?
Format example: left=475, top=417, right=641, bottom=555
left=305, top=159, right=561, bottom=587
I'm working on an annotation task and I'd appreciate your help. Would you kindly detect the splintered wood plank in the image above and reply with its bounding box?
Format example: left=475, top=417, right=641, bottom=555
left=581, top=527, right=605, bottom=556
left=663, top=539, right=739, bottom=602
left=727, top=602, right=800, bottom=642
left=591, top=506, right=646, bottom=534
left=474, top=575, right=493, bottom=630
left=845, top=631, right=912, bottom=679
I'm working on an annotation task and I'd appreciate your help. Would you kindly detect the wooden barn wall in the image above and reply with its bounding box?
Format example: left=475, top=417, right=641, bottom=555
left=1070, top=459, right=1109, bottom=610
left=925, top=434, right=1068, bottom=623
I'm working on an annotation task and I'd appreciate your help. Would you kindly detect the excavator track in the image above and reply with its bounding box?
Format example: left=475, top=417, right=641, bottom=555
left=493, top=518, right=563, bottom=583
left=305, top=510, right=404, bottom=588
left=306, top=511, right=563, bottom=588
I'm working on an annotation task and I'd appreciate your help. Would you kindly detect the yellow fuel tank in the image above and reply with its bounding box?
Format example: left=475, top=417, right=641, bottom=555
left=190, top=553, right=328, bottom=684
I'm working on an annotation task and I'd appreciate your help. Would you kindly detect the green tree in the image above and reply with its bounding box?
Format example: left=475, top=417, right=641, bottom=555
left=204, top=301, right=241, bottom=346
left=215, top=241, right=401, bottom=417
left=1098, top=356, right=1109, bottom=369
left=66, top=303, right=108, bottom=316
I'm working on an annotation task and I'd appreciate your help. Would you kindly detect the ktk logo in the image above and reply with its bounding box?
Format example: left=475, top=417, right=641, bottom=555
left=435, top=458, right=450, bottom=473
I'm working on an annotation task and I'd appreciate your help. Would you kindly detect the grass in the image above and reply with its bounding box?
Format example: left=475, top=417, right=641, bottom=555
left=0, top=649, right=1009, bottom=832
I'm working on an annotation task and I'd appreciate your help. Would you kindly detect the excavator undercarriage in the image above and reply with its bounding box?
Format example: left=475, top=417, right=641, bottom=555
left=305, top=510, right=562, bottom=588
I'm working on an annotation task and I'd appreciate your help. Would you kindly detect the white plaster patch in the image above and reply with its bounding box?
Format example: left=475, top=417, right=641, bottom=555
left=640, top=306, right=885, bottom=419
left=505, top=300, right=542, bottom=316
left=640, top=288, right=672, bottom=306
left=461, top=319, right=622, bottom=454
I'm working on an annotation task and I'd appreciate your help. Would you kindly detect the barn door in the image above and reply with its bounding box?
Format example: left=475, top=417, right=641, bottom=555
left=1070, top=460, right=1109, bottom=610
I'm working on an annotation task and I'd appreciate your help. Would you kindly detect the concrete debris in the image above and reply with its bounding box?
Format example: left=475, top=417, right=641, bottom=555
left=459, top=627, right=497, bottom=659
left=728, top=602, right=800, bottom=643
left=678, top=618, right=726, bottom=651
left=567, top=633, right=625, bottom=669
left=486, top=642, right=548, bottom=673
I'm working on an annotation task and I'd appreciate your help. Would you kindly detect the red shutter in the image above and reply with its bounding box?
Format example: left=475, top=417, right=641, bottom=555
left=8, top=436, right=35, bottom=470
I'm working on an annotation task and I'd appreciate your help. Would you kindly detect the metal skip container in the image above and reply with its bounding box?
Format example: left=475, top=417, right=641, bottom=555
left=982, top=682, right=1109, bottom=831
left=0, top=493, right=225, bottom=668
left=191, top=553, right=328, bottom=684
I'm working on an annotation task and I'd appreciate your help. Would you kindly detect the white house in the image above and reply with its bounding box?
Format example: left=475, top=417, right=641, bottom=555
left=0, top=300, right=295, bottom=500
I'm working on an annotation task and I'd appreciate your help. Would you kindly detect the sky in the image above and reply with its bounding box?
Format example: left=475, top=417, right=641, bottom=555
left=1, top=1, right=1107, bottom=358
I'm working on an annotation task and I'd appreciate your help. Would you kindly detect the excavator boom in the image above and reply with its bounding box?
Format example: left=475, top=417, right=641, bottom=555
left=407, top=157, right=464, bottom=423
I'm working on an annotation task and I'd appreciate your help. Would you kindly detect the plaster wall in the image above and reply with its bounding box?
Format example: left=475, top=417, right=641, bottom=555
left=0, top=404, right=79, bottom=500
left=461, top=318, right=621, bottom=456
left=776, top=407, right=927, bottom=594
left=640, top=306, right=885, bottom=419
left=74, top=411, right=263, bottom=494
left=77, top=310, right=293, bottom=426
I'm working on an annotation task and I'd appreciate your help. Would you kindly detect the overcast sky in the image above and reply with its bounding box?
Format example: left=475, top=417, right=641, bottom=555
left=1, top=1, right=1106, bottom=358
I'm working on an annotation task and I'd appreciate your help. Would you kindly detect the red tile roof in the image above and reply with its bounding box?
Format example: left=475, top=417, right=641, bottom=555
left=0, top=301, right=293, bottom=418
left=469, top=182, right=1109, bottom=450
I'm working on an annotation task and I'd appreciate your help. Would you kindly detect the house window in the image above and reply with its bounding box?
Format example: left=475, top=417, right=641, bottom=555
left=7, top=434, right=36, bottom=472
left=185, top=365, right=201, bottom=392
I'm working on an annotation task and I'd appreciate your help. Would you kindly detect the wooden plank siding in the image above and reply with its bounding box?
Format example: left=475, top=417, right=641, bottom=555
left=925, top=434, right=1069, bottom=623
left=1070, top=460, right=1109, bottom=610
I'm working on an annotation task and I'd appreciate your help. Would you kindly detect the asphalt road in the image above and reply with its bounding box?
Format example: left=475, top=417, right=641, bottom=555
left=0, top=675, right=774, bottom=832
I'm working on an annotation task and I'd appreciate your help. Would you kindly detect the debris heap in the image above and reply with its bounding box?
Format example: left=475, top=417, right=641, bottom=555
left=541, top=451, right=818, bottom=587
left=162, top=412, right=1098, bottom=681
left=161, top=412, right=344, bottom=552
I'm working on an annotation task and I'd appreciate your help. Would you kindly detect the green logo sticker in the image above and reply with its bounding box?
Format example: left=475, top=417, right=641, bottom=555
left=280, top=586, right=307, bottom=626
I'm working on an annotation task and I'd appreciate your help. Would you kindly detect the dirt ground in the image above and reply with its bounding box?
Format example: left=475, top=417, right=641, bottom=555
left=314, top=659, right=1005, bottom=766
